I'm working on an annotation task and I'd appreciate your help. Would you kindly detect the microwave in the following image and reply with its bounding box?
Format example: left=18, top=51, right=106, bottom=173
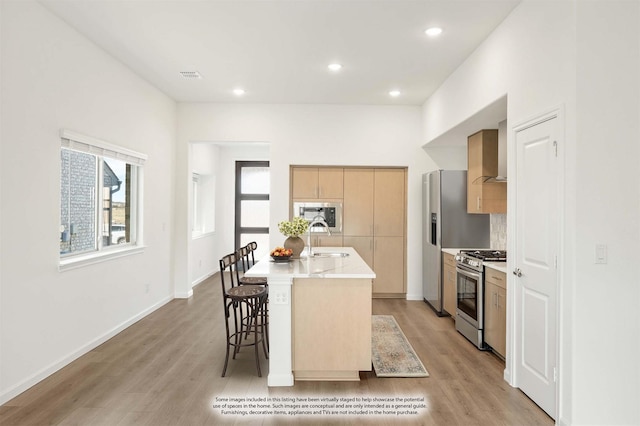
left=292, top=202, right=342, bottom=234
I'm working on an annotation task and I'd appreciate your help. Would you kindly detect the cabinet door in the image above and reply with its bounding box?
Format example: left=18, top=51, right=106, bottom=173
left=442, top=259, right=457, bottom=316
left=343, top=169, right=374, bottom=236
left=484, top=282, right=498, bottom=350
left=343, top=236, right=373, bottom=269
left=372, top=236, right=404, bottom=294
left=318, top=168, right=344, bottom=199
left=467, top=131, right=485, bottom=213
left=494, top=285, right=507, bottom=357
left=484, top=274, right=507, bottom=358
left=467, top=130, right=506, bottom=214
left=292, top=167, right=319, bottom=199
left=374, top=169, right=405, bottom=236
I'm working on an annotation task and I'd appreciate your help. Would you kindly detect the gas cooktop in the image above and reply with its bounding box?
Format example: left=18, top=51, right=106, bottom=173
left=459, top=249, right=507, bottom=262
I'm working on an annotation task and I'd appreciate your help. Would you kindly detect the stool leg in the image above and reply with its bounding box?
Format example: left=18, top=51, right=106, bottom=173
left=252, top=296, right=262, bottom=377
left=222, top=302, right=232, bottom=377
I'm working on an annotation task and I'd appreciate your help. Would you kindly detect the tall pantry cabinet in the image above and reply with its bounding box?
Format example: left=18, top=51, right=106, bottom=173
left=290, top=166, right=407, bottom=298
left=342, top=168, right=406, bottom=297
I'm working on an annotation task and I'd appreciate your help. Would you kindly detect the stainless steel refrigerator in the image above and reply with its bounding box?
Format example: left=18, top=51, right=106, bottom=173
left=422, top=170, right=490, bottom=315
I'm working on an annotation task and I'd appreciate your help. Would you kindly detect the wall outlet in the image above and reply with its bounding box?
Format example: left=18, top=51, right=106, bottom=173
left=272, top=291, right=288, bottom=305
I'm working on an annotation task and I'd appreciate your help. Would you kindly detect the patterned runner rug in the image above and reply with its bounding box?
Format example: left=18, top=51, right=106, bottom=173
left=371, top=315, right=429, bottom=377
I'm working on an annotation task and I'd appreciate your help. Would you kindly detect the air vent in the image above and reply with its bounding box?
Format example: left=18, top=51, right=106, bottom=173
left=179, top=71, right=202, bottom=79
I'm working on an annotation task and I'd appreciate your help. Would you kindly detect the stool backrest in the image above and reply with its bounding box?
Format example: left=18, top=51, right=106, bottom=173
left=219, top=252, right=240, bottom=293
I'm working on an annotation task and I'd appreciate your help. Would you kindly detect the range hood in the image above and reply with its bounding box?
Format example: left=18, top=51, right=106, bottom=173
left=472, top=175, right=507, bottom=184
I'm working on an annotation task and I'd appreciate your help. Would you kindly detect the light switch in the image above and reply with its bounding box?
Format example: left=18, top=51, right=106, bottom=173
left=595, top=244, right=607, bottom=264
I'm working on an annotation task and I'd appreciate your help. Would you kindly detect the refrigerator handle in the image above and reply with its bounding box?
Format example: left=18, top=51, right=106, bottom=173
left=430, top=213, right=437, bottom=245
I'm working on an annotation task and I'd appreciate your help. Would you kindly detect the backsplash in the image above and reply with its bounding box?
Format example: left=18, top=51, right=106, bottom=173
left=490, top=214, right=507, bottom=250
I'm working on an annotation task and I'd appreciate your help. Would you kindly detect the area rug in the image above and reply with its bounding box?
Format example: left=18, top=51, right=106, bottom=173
left=371, top=315, right=429, bottom=377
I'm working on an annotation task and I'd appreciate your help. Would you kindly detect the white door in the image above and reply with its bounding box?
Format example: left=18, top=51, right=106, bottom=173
left=514, top=114, right=559, bottom=419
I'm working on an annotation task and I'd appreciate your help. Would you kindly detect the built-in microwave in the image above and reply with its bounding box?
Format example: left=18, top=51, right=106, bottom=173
left=292, top=202, right=342, bottom=234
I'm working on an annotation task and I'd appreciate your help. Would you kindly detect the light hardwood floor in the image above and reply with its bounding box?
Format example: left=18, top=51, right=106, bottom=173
left=0, top=274, right=553, bottom=425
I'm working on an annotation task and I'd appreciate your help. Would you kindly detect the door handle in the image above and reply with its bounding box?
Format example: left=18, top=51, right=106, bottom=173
left=513, top=268, right=522, bottom=277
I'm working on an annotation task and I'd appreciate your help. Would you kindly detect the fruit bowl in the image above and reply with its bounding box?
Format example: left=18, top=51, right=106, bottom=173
left=270, top=246, right=293, bottom=262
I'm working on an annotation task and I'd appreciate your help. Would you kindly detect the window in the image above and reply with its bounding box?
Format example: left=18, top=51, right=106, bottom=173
left=235, top=161, right=269, bottom=257
left=192, top=172, right=216, bottom=237
left=59, top=130, right=146, bottom=265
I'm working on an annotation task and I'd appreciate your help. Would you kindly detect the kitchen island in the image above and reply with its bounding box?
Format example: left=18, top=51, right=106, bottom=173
left=244, top=246, right=375, bottom=386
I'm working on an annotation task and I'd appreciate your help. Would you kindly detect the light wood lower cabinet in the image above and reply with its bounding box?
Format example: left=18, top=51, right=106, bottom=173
left=343, top=236, right=404, bottom=296
left=484, top=267, right=507, bottom=358
left=442, top=252, right=457, bottom=317
left=292, top=278, right=372, bottom=381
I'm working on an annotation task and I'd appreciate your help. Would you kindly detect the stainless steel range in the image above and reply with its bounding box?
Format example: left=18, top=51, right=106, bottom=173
left=454, top=250, right=507, bottom=349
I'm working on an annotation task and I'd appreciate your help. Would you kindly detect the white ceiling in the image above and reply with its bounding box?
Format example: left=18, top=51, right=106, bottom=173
left=39, top=0, right=520, bottom=106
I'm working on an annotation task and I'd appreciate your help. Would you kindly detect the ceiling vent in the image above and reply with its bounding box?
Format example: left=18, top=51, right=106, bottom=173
left=179, top=71, right=202, bottom=79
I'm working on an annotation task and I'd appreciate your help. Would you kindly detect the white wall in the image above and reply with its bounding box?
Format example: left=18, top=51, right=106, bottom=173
left=421, top=1, right=640, bottom=424
left=574, top=1, right=639, bottom=424
left=189, top=142, right=270, bottom=287
left=176, top=104, right=430, bottom=299
left=0, top=1, right=176, bottom=403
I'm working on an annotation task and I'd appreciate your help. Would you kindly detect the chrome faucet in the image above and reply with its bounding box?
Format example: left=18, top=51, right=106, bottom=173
left=307, top=215, right=331, bottom=256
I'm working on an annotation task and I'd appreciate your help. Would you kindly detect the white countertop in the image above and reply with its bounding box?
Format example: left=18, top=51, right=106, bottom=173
left=484, top=261, right=508, bottom=274
left=245, top=246, right=376, bottom=279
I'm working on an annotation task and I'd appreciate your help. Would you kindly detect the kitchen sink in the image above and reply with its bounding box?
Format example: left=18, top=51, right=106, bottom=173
left=310, top=252, right=350, bottom=258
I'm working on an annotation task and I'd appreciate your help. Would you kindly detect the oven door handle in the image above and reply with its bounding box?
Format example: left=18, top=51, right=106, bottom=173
left=456, top=266, right=481, bottom=280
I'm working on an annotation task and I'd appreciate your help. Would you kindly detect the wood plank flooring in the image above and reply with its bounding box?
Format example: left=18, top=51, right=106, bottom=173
left=0, top=274, right=553, bottom=425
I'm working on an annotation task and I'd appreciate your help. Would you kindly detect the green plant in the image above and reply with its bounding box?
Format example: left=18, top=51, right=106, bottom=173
left=277, top=216, right=309, bottom=237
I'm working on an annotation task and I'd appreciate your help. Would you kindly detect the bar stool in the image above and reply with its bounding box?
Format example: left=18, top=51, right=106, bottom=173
left=238, top=242, right=268, bottom=286
left=236, top=243, right=269, bottom=351
left=219, top=252, right=268, bottom=377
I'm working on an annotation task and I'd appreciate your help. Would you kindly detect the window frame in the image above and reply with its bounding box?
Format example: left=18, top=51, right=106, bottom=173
left=59, top=130, right=147, bottom=271
left=235, top=161, right=270, bottom=250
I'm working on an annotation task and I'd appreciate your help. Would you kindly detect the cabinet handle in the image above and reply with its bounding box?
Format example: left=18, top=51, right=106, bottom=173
left=477, top=196, right=481, bottom=211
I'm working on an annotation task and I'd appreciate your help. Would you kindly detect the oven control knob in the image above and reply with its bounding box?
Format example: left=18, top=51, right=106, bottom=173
left=471, top=260, right=479, bottom=267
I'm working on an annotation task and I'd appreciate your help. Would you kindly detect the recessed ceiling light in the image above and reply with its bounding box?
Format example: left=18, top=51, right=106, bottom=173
left=328, top=63, right=342, bottom=72
left=425, top=27, right=443, bottom=37
left=389, top=90, right=401, bottom=97
left=233, top=88, right=245, bottom=96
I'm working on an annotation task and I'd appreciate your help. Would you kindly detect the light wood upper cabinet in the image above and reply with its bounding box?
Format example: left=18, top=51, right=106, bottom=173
left=374, top=168, right=405, bottom=237
left=484, top=267, right=507, bottom=358
left=442, top=252, right=457, bottom=317
left=343, top=169, right=374, bottom=236
left=291, top=167, right=343, bottom=199
left=467, top=130, right=507, bottom=214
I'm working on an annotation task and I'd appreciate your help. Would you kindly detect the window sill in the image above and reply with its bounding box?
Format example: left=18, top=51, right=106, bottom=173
left=192, top=231, right=216, bottom=240
left=59, top=245, right=146, bottom=272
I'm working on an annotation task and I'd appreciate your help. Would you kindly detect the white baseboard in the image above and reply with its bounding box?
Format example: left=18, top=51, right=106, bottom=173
left=174, top=289, right=193, bottom=299
left=405, top=293, right=424, bottom=301
left=0, top=295, right=172, bottom=405
left=192, top=270, right=215, bottom=288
